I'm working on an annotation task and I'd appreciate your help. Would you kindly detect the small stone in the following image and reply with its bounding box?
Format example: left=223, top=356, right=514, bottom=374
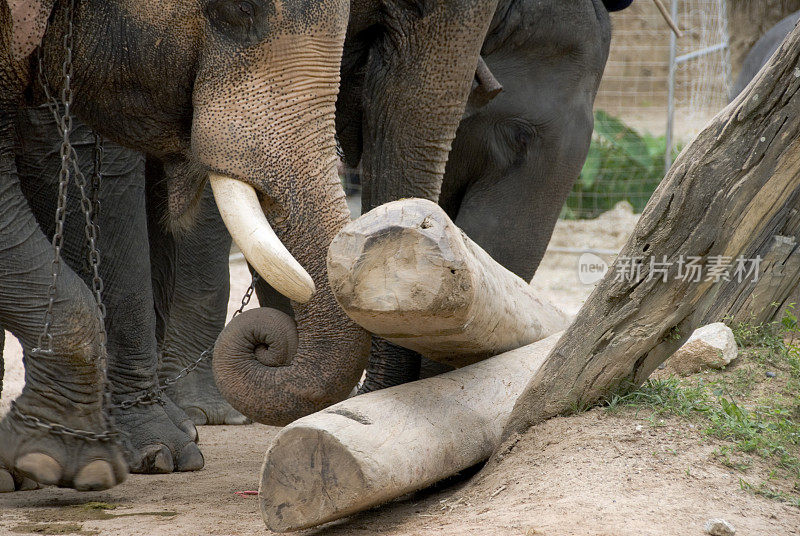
left=705, top=518, right=735, bottom=536
left=766, top=371, right=777, bottom=378
left=661, top=323, right=738, bottom=376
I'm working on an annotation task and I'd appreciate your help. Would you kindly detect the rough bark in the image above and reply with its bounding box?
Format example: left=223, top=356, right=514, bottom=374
left=327, top=199, right=570, bottom=367
left=501, top=21, right=800, bottom=441
left=259, top=333, right=561, bottom=532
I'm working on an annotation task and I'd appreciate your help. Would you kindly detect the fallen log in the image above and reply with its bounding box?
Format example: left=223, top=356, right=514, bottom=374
left=259, top=333, right=561, bottom=532
left=326, top=199, right=570, bottom=367
left=500, top=20, right=800, bottom=442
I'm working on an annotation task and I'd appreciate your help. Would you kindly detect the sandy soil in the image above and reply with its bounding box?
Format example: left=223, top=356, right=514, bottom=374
left=4, top=207, right=800, bottom=536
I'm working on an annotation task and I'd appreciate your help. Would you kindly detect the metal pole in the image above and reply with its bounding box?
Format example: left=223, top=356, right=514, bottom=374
left=665, top=0, right=679, bottom=174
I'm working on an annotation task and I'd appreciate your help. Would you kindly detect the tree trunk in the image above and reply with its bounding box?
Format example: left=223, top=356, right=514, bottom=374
left=502, top=21, right=800, bottom=441
left=259, top=333, right=561, bottom=532
left=326, top=199, right=570, bottom=367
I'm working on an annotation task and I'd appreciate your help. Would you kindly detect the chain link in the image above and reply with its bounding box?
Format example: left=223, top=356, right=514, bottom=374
left=17, top=0, right=117, bottom=442
left=9, top=401, right=119, bottom=443
left=160, top=273, right=258, bottom=390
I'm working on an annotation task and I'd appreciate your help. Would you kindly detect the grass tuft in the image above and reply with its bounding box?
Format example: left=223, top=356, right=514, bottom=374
left=606, top=306, right=800, bottom=506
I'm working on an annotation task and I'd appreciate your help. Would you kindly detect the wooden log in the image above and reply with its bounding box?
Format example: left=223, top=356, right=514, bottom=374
left=259, top=333, right=561, bottom=532
left=500, top=21, right=800, bottom=442
left=326, top=199, right=570, bottom=367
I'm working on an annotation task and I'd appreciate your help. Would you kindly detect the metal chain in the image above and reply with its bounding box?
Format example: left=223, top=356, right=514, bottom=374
left=9, top=401, right=119, bottom=442
left=18, top=0, right=121, bottom=443
left=161, top=273, right=258, bottom=390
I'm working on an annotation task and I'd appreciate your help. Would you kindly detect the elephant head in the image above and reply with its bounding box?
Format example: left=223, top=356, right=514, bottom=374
left=9, top=0, right=370, bottom=425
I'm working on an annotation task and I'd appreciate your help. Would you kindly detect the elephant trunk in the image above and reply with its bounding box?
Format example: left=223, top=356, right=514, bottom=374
left=190, top=0, right=370, bottom=425
left=211, top=169, right=370, bottom=425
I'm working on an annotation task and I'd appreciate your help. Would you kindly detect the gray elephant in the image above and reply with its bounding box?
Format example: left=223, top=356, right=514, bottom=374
left=210, top=0, right=626, bottom=418
left=338, top=0, right=619, bottom=392
left=7, top=111, right=251, bottom=436
left=207, top=0, right=511, bottom=423
left=1, top=0, right=369, bottom=492
left=731, top=11, right=800, bottom=99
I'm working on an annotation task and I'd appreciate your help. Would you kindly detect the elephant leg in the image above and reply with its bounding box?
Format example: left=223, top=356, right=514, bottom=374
left=151, top=184, right=248, bottom=425
left=253, top=273, right=292, bottom=317
left=0, top=112, right=127, bottom=492
left=14, top=106, right=203, bottom=474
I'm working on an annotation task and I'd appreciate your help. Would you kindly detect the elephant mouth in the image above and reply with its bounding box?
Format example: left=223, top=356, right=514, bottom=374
left=209, top=173, right=315, bottom=304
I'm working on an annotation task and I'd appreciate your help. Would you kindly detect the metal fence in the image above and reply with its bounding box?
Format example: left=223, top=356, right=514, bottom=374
left=565, top=0, right=732, bottom=219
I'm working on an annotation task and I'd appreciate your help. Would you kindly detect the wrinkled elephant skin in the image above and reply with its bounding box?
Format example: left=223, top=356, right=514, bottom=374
left=0, top=0, right=366, bottom=491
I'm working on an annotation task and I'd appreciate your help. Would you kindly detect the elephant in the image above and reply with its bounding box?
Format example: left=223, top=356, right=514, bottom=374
left=210, top=0, right=513, bottom=422
left=731, top=10, right=800, bottom=99
left=1, top=0, right=370, bottom=492
left=330, top=0, right=621, bottom=392
left=208, top=0, right=628, bottom=415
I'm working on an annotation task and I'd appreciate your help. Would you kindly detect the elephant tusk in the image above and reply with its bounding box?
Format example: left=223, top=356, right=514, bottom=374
left=651, top=0, right=683, bottom=38
left=209, top=173, right=315, bottom=304
left=475, top=57, right=503, bottom=100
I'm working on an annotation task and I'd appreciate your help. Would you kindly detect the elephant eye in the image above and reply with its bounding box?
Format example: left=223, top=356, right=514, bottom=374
left=238, top=1, right=255, bottom=17
left=492, top=119, right=536, bottom=167
left=207, top=0, right=268, bottom=42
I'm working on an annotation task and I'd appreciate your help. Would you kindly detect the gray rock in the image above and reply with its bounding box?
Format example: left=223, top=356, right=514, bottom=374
left=705, top=518, right=736, bottom=536
left=662, top=323, right=738, bottom=376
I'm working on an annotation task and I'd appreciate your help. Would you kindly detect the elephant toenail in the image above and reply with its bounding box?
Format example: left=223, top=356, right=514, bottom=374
left=226, top=412, right=251, bottom=425
left=15, top=453, right=62, bottom=486
left=176, top=442, right=204, bottom=472
left=74, top=461, right=116, bottom=491
left=151, top=446, right=175, bottom=474
left=185, top=407, right=209, bottom=427
left=18, top=476, right=40, bottom=491
left=0, top=469, right=15, bottom=492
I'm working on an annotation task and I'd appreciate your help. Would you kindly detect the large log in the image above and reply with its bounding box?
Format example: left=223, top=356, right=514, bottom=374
left=259, top=333, right=561, bottom=532
left=326, top=199, right=570, bottom=367
left=501, top=21, right=800, bottom=441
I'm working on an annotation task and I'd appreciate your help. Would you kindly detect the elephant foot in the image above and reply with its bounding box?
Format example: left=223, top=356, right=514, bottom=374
left=113, top=398, right=204, bottom=474
left=0, top=394, right=128, bottom=492
left=161, top=394, right=200, bottom=443
left=164, top=367, right=250, bottom=426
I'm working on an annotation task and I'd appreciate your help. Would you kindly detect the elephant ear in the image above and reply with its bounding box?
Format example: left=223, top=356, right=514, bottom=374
left=602, top=0, right=634, bottom=12
left=6, top=0, right=55, bottom=61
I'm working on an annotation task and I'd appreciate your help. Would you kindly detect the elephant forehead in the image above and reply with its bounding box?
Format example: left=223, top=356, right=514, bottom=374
left=119, top=0, right=203, bottom=29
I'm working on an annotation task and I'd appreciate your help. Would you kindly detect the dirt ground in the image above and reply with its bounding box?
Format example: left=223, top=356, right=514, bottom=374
left=3, top=208, right=800, bottom=536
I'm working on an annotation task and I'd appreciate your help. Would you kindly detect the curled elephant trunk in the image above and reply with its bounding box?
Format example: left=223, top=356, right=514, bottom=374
left=190, top=0, right=370, bottom=425
left=210, top=172, right=371, bottom=425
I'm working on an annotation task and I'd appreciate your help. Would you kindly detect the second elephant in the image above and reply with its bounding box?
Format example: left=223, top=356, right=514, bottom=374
left=342, top=0, right=617, bottom=392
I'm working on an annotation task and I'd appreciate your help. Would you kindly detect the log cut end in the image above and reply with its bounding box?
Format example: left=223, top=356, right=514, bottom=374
left=260, top=425, right=369, bottom=532
left=328, top=198, right=569, bottom=366
left=327, top=199, right=475, bottom=337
